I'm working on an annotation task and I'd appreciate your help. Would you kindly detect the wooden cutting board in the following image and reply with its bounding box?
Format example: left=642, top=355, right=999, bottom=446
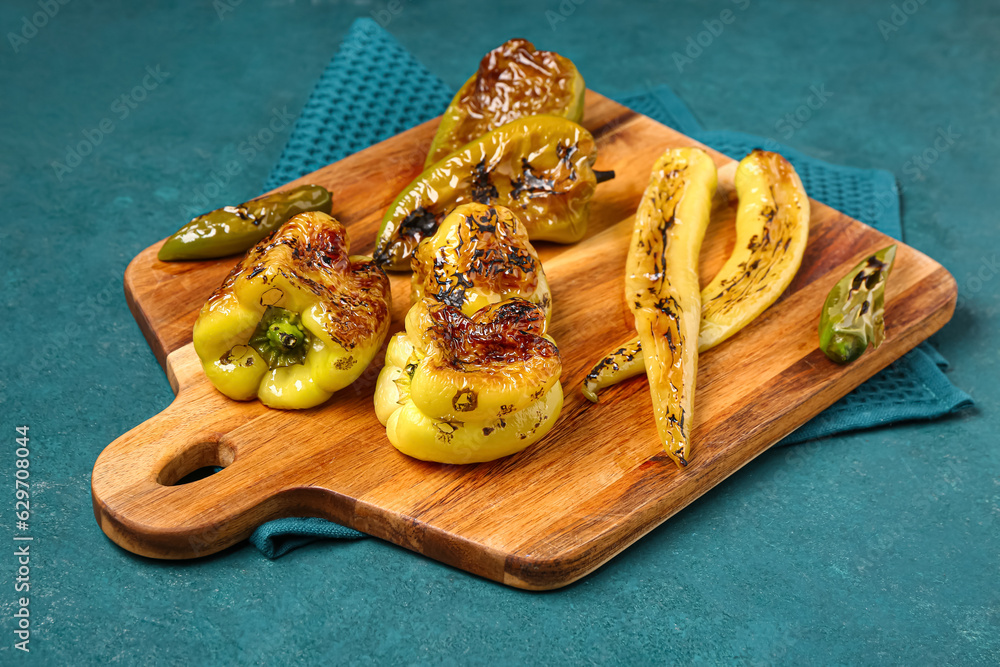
left=92, top=91, right=956, bottom=590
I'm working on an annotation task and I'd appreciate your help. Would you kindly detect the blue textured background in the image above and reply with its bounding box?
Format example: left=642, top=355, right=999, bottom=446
left=1, top=1, right=996, bottom=664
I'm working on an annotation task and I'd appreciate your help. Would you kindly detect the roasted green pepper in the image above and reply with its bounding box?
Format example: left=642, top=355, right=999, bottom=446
left=374, top=115, right=613, bottom=272
left=819, top=244, right=897, bottom=364
left=193, top=211, right=391, bottom=409
left=425, top=38, right=585, bottom=166
left=158, top=184, right=333, bottom=261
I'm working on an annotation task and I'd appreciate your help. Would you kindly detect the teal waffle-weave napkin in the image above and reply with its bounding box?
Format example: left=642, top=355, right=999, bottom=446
left=248, top=18, right=972, bottom=558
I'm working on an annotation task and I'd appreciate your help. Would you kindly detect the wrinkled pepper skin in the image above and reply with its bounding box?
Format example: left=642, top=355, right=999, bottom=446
left=425, top=38, right=585, bottom=166
left=819, top=244, right=896, bottom=364
left=626, top=148, right=716, bottom=467
left=411, top=203, right=552, bottom=322
left=374, top=116, right=603, bottom=272
left=700, top=150, right=811, bottom=347
left=374, top=299, right=563, bottom=464
left=582, top=149, right=811, bottom=402
left=193, top=211, right=391, bottom=409
left=158, top=184, right=333, bottom=261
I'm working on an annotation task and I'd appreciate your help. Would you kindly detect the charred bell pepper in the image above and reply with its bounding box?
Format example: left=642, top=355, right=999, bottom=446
left=582, top=149, right=811, bottom=402
left=819, top=244, right=897, bottom=364
left=626, top=148, right=716, bottom=467
left=158, top=184, right=333, bottom=261
left=374, top=298, right=563, bottom=464
left=411, top=202, right=552, bottom=322
left=193, top=211, right=391, bottom=409
left=425, top=38, right=585, bottom=166
left=374, top=115, right=613, bottom=272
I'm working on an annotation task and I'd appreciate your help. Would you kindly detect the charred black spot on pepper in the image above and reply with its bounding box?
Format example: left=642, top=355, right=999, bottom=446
left=452, top=388, right=479, bottom=412
left=398, top=207, right=440, bottom=240
left=470, top=210, right=497, bottom=233
left=470, top=158, right=499, bottom=203
left=435, top=286, right=468, bottom=309
left=556, top=141, right=579, bottom=170
left=510, top=158, right=558, bottom=200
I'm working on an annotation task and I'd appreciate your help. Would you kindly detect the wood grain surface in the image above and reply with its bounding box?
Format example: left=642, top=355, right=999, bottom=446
left=92, top=91, right=957, bottom=590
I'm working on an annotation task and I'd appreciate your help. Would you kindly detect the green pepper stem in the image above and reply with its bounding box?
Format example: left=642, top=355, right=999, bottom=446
left=248, top=306, right=310, bottom=368
left=594, top=169, right=616, bottom=184
left=268, top=319, right=306, bottom=350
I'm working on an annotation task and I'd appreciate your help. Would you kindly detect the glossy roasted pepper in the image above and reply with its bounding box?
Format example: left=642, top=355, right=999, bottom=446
left=193, top=211, right=391, bottom=409
left=425, top=38, right=585, bottom=166
left=819, top=244, right=897, bottom=364
left=158, top=184, right=333, bottom=261
left=582, top=149, right=811, bottom=401
left=410, top=202, right=552, bottom=322
left=373, top=115, right=613, bottom=272
left=626, top=148, right=716, bottom=467
left=374, top=299, right=563, bottom=464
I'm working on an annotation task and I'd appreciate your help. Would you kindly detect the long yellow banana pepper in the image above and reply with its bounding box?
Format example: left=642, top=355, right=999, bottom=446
left=584, top=149, right=810, bottom=403
left=625, top=148, right=716, bottom=466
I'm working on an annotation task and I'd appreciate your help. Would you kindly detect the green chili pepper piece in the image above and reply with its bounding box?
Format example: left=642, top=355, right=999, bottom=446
left=818, top=244, right=897, bottom=364
left=374, top=116, right=602, bottom=272
left=158, top=184, right=333, bottom=261
left=248, top=306, right=310, bottom=368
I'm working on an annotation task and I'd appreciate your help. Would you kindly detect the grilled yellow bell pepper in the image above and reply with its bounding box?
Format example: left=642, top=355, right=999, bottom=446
left=193, top=211, right=392, bottom=409
left=583, top=149, right=810, bottom=403
left=425, top=38, right=585, bottom=166
left=374, top=115, right=613, bottom=272
left=626, top=147, right=716, bottom=466
left=375, top=299, right=563, bottom=464
left=411, top=202, right=552, bottom=322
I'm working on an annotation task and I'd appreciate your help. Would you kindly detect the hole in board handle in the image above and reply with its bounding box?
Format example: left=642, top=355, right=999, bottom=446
left=173, top=466, right=223, bottom=485
left=156, top=438, right=236, bottom=487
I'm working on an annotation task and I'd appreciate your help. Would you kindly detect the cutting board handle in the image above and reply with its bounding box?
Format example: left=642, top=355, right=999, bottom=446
left=91, top=346, right=317, bottom=559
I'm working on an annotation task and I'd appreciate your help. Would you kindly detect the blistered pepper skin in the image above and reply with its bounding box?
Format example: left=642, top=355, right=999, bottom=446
left=193, top=212, right=391, bottom=409
left=411, top=203, right=552, bottom=322
left=158, top=184, right=333, bottom=261
left=374, top=116, right=602, bottom=272
left=819, top=245, right=897, bottom=364
left=374, top=299, right=563, bottom=464
left=583, top=150, right=811, bottom=402
left=426, top=38, right=585, bottom=166
left=626, top=148, right=716, bottom=467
